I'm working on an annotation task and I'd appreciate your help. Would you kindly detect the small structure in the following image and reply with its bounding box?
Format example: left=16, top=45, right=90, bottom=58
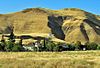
left=35, top=41, right=41, bottom=47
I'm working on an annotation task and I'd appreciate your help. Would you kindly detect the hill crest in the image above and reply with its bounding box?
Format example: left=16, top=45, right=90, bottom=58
left=0, top=8, right=100, bottom=44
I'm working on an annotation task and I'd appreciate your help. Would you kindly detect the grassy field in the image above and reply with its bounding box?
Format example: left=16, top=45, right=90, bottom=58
left=0, top=51, right=100, bottom=68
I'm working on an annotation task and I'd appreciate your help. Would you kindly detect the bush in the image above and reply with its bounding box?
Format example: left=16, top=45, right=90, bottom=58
left=74, top=41, right=82, bottom=50
left=97, top=45, right=100, bottom=50
left=5, top=41, right=14, bottom=52
left=67, top=44, right=75, bottom=51
left=38, top=46, right=44, bottom=52
left=32, top=47, right=38, bottom=52
left=85, top=42, right=98, bottom=50
left=53, top=45, right=59, bottom=52
left=0, top=44, right=3, bottom=51
left=40, top=38, right=69, bottom=52
left=12, top=43, right=23, bottom=52
left=0, top=42, right=6, bottom=51
left=46, top=41, right=56, bottom=51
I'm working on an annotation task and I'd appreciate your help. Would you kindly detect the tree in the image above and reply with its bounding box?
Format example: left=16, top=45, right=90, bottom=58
left=67, top=44, right=75, bottom=51
left=19, top=38, right=23, bottom=46
left=0, top=35, right=6, bottom=51
left=5, top=41, right=14, bottom=52
left=5, top=26, right=16, bottom=52
left=46, top=41, right=55, bottom=51
left=8, top=26, right=15, bottom=42
left=12, top=43, right=23, bottom=52
left=75, top=41, right=82, bottom=50
left=85, top=42, right=98, bottom=50
left=97, top=45, right=100, bottom=50
left=53, top=45, right=59, bottom=52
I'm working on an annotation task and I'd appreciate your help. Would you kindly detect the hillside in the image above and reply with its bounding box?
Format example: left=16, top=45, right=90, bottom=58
left=0, top=8, right=100, bottom=44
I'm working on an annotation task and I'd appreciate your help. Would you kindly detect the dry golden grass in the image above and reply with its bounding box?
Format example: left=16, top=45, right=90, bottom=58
left=0, top=8, right=100, bottom=44
left=0, top=51, right=100, bottom=68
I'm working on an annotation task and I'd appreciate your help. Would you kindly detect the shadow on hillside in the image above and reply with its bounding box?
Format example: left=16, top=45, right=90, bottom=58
left=19, top=35, right=34, bottom=39
left=4, top=34, right=46, bottom=41
left=85, top=13, right=100, bottom=35
left=84, top=19, right=100, bottom=35
left=80, top=23, right=89, bottom=41
left=48, top=15, right=65, bottom=40
left=17, top=35, right=45, bottom=40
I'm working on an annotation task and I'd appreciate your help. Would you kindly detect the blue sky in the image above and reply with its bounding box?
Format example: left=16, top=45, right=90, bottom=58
left=0, top=0, right=100, bottom=15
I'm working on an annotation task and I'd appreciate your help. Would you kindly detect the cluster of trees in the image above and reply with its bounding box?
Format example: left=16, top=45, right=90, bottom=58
left=32, top=40, right=100, bottom=52
left=0, top=31, right=24, bottom=52
left=0, top=31, right=100, bottom=52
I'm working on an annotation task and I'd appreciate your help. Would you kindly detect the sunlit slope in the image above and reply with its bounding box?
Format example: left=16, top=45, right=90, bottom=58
left=0, top=8, right=51, bottom=34
left=0, top=8, right=100, bottom=44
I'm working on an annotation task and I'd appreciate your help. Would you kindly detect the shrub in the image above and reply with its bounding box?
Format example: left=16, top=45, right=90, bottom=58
left=12, top=43, right=23, bottom=52
left=0, top=35, right=6, bottom=51
left=5, top=41, right=14, bottom=52
left=38, top=45, right=44, bottom=52
left=0, top=42, right=6, bottom=51
left=41, top=40, right=63, bottom=52
left=67, top=44, right=75, bottom=51
left=53, top=45, right=59, bottom=52
left=85, top=42, right=98, bottom=50
left=97, top=45, right=100, bottom=50
left=32, top=47, right=38, bottom=52
left=46, top=41, right=56, bottom=51
left=74, top=41, right=82, bottom=50
left=0, top=44, right=3, bottom=51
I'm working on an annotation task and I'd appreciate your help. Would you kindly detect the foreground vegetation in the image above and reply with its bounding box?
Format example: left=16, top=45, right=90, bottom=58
left=0, top=51, right=100, bottom=68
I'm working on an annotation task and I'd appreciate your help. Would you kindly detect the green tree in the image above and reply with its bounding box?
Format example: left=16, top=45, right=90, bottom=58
left=8, top=26, right=15, bottom=43
left=97, top=45, right=100, bottom=50
left=53, top=45, right=59, bottom=52
left=12, top=43, right=23, bottom=52
left=75, top=41, right=82, bottom=50
left=0, top=35, right=6, bottom=51
left=46, top=41, right=55, bottom=51
left=85, top=42, right=98, bottom=50
left=67, top=44, right=75, bottom=51
left=5, top=26, right=17, bottom=52
left=5, top=41, right=14, bottom=52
